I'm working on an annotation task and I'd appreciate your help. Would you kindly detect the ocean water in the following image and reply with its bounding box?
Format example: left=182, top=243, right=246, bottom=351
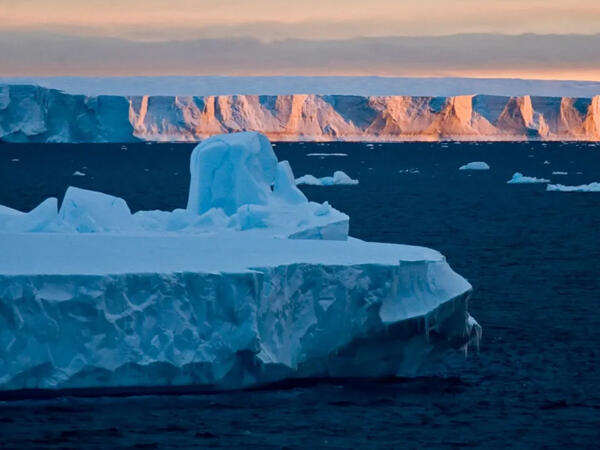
left=1, top=141, right=599, bottom=449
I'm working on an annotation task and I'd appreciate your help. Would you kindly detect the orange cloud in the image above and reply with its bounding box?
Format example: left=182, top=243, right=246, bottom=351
left=1, top=0, right=600, bottom=38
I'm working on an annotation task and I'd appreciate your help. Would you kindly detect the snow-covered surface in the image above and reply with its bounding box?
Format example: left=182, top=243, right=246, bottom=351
left=507, top=172, right=550, bottom=184
left=0, top=131, right=479, bottom=392
left=0, top=232, right=446, bottom=276
left=2, top=76, right=600, bottom=97
left=459, top=161, right=490, bottom=170
left=296, top=171, right=359, bottom=186
left=547, top=182, right=600, bottom=192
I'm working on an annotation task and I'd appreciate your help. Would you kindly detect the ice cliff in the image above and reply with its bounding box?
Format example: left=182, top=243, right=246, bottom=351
left=1, top=84, right=599, bottom=142
left=0, top=132, right=480, bottom=393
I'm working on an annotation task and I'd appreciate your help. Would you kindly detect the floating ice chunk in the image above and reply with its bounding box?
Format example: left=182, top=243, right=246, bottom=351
left=399, top=168, right=420, bottom=174
left=10, top=158, right=19, bottom=162
left=306, top=153, right=348, bottom=157
left=187, top=132, right=278, bottom=215
left=506, top=172, right=550, bottom=184
left=459, top=161, right=490, bottom=170
left=547, top=182, right=600, bottom=192
left=333, top=171, right=359, bottom=185
left=543, top=160, right=550, bottom=165
left=295, top=174, right=321, bottom=185
left=552, top=171, right=568, bottom=175
left=73, top=170, right=86, bottom=176
left=59, top=186, right=138, bottom=232
left=296, top=170, right=358, bottom=186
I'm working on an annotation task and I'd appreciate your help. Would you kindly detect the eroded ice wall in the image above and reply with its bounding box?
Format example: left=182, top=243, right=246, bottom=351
left=1, top=85, right=599, bottom=142
left=0, top=259, right=477, bottom=391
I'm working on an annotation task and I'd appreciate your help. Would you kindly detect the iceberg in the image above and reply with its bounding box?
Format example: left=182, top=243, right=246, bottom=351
left=1, top=133, right=349, bottom=240
left=59, top=186, right=140, bottom=233
left=506, top=172, right=550, bottom=184
left=2, top=83, right=600, bottom=143
left=295, top=171, right=359, bottom=186
left=0, top=131, right=479, bottom=393
left=547, top=182, right=600, bottom=192
left=459, top=161, right=490, bottom=170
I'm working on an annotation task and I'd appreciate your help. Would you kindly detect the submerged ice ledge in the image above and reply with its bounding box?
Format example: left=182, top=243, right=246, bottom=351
left=0, top=131, right=480, bottom=392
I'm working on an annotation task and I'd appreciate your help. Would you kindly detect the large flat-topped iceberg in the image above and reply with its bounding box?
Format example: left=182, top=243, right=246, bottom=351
left=1, top=83, right=599, bottom=142
left=0, top=132, right=479, bottom=393
left=0, top=233, right=477, bottom=391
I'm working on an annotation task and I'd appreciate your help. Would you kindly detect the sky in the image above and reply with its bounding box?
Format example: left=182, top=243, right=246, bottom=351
left=1, top=0, right=599, bottom=79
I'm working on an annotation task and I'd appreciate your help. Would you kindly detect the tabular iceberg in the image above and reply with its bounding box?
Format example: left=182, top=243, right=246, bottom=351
left=1, top=83, right=600, bottom=142
left=0, top=132, right=480, bottom=393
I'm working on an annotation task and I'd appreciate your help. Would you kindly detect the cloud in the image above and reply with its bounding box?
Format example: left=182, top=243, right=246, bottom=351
left=1, top=32, right=599, bottom=80
left=1, top=1, right=600, bottom=38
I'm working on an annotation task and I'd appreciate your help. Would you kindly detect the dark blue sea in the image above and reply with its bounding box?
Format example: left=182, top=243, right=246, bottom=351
left=1, top=141, right=599, bottom=449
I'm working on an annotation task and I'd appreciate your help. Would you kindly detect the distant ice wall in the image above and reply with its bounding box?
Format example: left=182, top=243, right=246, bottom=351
left=1, top=84, right=599, bottom=142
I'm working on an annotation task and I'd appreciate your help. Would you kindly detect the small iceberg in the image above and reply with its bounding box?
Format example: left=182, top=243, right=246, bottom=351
left=506, top=172, right=550, bottom=184
left=552, top=171, right=568, bottom=175
left=296, top=170, right=358, bottom=186
left=306, top=153, right=348, bottom=157
left=547, top=182, right=600, bottom=192
left=399, top=168, right=420, bottom=174
left=73, top=171, right=86, bottom=177
left=459, top=162, right=490, bottom=171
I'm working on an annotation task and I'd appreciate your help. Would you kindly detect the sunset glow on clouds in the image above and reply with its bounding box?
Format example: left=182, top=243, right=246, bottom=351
left=2, top=0, right=600, bottom=38
left=0, top=0, right=599, bottom=79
